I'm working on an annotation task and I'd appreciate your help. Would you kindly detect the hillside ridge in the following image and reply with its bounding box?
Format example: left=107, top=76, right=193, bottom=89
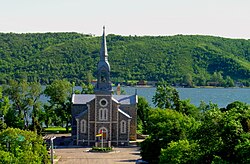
left=0, top=32, right=249, bottom=86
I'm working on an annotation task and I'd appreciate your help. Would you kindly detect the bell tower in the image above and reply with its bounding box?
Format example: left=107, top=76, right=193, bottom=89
left=95, top=26, right=112, bottom=94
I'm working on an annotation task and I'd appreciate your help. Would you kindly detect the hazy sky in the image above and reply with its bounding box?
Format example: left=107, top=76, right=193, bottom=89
left=1, top=0, right=250, bottom=39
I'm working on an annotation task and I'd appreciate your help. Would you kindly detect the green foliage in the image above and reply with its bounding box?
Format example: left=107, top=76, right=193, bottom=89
left=0, top=86, right=10, bottom=131
left=90, top=146, right=113, bottom=152
left=147, top=109, right=199, bottom=141
left=0, top=121, right=7, bottom=132
left=2, top=79, right=74, bottom=132
left=141, top=108, right=199, bottom=163
left=234, top=133, right=250, bottom=164
left=0, top=128, right=49, bottom=163
left=193, top=103, right=250, bottom=163
left=152, top=83, right=200, bottom=118
left=137, top=96, right=150, bottom=134
left=152, top=83, right=180, bottom=109
left=4, top=108, right=24, bottom=129
left=177, top=99, right=200, bottom=119
left=141, top=100, right=250, bottom=163
left=0, top=33, right=250, bottom=85
left=160, top=140, right=200, bottom=164
left=81, top=83, right=94, bottom=94
left=44, top=79, right=72, bottom=104
left=0, top=87, right=10, bottom=116
left=44, top=80, right=72, bottom=132
left=2, top=80, right=43, bottom=130
left=0, top=80, right=42, bottom=133
left=44, top=127, right=71, bottom=133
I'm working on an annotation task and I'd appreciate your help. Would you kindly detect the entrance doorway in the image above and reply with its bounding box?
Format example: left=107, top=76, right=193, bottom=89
left=99, top=127, right=108, bottom=140
left=97, top=127, right=108, bottom=147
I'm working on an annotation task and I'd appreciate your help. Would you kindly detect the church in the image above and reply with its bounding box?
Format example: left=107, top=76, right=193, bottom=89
left=71, top=27, right=138, bottom=146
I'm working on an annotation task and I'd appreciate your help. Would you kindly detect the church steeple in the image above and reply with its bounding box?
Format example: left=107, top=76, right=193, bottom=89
left=95, top=26, right=112, bottom=94
left=100, top=26, right=108, bottom=62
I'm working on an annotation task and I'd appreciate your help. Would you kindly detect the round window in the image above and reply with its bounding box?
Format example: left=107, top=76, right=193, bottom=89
left=99, top=98, right=108, bottom=107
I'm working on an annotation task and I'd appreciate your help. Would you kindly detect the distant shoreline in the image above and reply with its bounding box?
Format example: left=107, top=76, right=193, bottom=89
left=117, top=85, right=248, bottom=89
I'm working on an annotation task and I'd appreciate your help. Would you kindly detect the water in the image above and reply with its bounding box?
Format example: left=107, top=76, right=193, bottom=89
left=119, top=87, right=250, bottom=108
left=40, top=86, right=250, bottom=108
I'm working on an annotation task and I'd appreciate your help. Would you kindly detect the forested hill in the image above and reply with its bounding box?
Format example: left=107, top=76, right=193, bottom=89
left=0, top=32, right=250, bottom=86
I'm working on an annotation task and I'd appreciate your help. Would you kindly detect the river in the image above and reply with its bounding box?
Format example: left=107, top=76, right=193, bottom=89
left=119, top=87, right=250, bottom=108
left=40, top=87, right=250, bottom=108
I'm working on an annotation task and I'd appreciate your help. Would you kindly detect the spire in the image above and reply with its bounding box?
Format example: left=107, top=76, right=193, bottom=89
left=95, top=26, right=112, bottom=94
left=100, top=26, right=108, bottom=61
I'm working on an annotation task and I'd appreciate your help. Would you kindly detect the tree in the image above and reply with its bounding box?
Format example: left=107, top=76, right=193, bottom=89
left=1, top=33, right=250, bottom=85
left=27, top=82, right=43, bottom=134
left=86, top=71, right=93, bottom=84
left=0, top=86, right=10, bottom=131
left=3, top=80, right=43, bottom=131
left=0, top=87, right=10, bottom=116
left=152, top=83, right=180, bottom=109
left=0, top=128, right=48, bottom=163
left=81, top=83, right=94, bottom=94
left=225, top=76, right=235, bottom=87
left=137, top=96, right=150, bottom=134
left=44, top=79, right=72, bottom=132
left=177, top=99, right=200, bottom=119
left=141, top=108, right=199, bottom=163
left=193, top=102, right=250, bottom=163
left=3, top=80, right=30, bottom=129
left=183, top=73, right=194, bottom=87
left=160, top=140, right=200, bottom=164
left=210, top=71, right=225, bottom=86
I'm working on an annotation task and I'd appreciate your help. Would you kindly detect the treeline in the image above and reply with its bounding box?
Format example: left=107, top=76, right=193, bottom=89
left=0, top=33, right=250, bottom=86
left=0, top=79, right=93, bottom=133
left=0, top=79, right=93, bottom=163
left=1, top=79, right=250, bottom=163
left=137, top=83, right=250, bottom=163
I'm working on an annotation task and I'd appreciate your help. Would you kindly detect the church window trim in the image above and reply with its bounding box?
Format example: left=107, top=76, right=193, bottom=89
left=99, top=108, right=108, bottom=121
left=120, top=120, right=126, bottom=134
left=99, top=98, right=108, bottom=107
left=80, top=119, right=87, bottom=133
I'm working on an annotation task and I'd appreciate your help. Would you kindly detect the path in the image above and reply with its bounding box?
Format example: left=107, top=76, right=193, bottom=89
left=55, top=146, right=141, bottom=164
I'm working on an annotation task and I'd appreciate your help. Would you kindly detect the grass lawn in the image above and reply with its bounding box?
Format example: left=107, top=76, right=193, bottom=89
left=44, top=127, right=71, bottom=133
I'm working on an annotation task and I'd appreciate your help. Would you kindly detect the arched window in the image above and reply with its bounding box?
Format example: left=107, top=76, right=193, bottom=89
left=99, top=108, right=108, bottom=121
left=80, top=119, right=86, bottom=133
left=120, top=120, right=126, bottom=134
left=100, top=70, right=107, bottom=82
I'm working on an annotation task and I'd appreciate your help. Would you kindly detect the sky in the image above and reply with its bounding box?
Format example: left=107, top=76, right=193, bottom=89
left=0, top=0, right=250, bottom=39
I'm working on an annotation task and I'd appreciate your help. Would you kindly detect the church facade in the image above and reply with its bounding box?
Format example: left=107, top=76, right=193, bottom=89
left=71, top=27, right=137, bottom=146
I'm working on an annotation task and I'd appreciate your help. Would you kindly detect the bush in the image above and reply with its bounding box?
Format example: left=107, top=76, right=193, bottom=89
left=0, top=128, right=49, bottom=163
left=90, top=146, right=113, bottom=152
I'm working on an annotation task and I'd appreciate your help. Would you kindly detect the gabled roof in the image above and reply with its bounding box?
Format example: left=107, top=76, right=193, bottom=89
left=72, top=94, right=137, bottom=105
left=75, top=109, right=88, bottom=120
left=113, top=95, right=138, bottom=105
left=72, top=94, right=95, bottom=104
left=118, top=109, right=131, bottom=119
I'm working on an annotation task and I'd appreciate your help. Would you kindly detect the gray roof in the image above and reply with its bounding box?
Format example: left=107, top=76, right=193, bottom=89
left=72, top=94, right=95, bottom=104
left=118, top=109, right=131, bottom=118
left=113, top=95, right=137, bottom=105
left=72, top=94, right=137, bottom=105
left=75, top=110, right=88, bottom=120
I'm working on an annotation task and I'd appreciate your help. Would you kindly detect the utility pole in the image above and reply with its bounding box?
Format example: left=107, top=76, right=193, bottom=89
left=50, top=136, right=56, bottom=164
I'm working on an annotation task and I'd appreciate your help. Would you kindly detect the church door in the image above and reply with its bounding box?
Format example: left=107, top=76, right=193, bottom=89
left=99, top=127, right=108, bottom=141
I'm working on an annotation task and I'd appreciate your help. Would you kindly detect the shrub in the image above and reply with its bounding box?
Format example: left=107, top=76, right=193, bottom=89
left=90, top=146, right=113, bottom=152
